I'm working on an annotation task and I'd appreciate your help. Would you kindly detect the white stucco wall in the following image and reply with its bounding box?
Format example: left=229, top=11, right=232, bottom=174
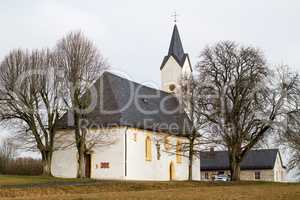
left=52, top=127, right=200, bottom=181
left=125, top=128, right=193, bottom=181
left=51, top=130, right=78, bottom=178
left=161, top=56, right=192, bottom=93
left=182, top=58, right=192, bottom=76
left=273, top=153, right=286, bottom=182
left=51, top=128, right=125, bottom=180
left=161, top=56, right=182, bottom=92
left=192, top=153, right=201, bottom=180
left=90, top=127, right=125, bottom=180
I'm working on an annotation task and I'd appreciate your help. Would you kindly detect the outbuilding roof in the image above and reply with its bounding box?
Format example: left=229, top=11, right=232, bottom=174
left=56, top=72, right=191, bottom=136
left=200, top=149, right=283, bottom=171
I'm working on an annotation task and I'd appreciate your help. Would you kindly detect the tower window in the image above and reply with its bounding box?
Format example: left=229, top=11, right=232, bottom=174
left=169, top=84, right=176, bottom=92
left=142, top=98, right=149, bottom=104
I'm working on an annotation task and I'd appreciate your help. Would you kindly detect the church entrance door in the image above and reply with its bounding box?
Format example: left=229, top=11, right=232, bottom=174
left=85, top=154, right=91, bottom=178
left=169, top=161, right=175, bottom=180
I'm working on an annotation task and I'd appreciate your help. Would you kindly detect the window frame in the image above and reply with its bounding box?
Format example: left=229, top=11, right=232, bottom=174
left=255, top=171, right=261, bottom=180
left=204, top=172, right=209, bottom=180
left=176, top=140, right=182, bottom=164
left=164, top=136, right=172, bottom=151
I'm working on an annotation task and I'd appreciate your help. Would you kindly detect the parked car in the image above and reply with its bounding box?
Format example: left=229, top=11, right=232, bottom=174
left=214, top=174, right=231, bottom=182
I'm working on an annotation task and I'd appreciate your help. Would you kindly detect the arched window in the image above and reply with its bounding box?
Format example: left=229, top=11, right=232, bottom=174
left=145, top=136, right=152, bottom=161
left=176, top=140, right=182, bottom=164
left=164, top=136, right=172, bottom=150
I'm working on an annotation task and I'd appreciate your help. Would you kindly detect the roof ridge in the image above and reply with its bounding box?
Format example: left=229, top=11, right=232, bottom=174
left=103, top=71, right=177, bottom=96
left=201, top=148, right=279, bottom=153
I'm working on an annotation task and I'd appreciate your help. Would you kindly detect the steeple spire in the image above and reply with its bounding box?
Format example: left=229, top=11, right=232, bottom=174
left=171, top=11, right=179, bottom=24
left=168, top=24, right=185, bottom=64
left=160, top=22, right=193, bottom=93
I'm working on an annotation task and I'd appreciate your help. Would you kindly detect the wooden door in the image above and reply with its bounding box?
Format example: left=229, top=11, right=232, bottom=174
left=85, top=154, right=91, bottom=178
left=169, top=162, right=175, bottom=181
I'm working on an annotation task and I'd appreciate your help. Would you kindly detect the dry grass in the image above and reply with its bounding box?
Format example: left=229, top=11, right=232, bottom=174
left=0, top=175, right=80, bottom=185
left=0, top=176, right=299, bottom=200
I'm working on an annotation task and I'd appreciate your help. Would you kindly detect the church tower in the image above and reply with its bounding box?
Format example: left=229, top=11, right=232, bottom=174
left=160, top=24, right=192, bottom=93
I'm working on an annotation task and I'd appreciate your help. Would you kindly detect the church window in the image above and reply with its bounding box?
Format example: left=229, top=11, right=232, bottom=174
left=145, top=136, right=152, bottom=161
left=164, top=136, right=172, bottom=150
left=176, top=140, right=182, bottom=164
left=133, top=133, right=137, bottom=142
left=156, top=142, right=161, bottom=160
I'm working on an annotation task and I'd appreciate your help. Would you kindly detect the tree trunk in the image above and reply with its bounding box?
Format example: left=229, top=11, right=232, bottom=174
left=77, top=148, right=85, bottom=178
left=73, top=110, right=86, bottom=178
left=229, top=150, right=241, bottom=181
left=230, top=160, right=241, bottom=181
left=41, top=151, right=52, bottom=176
left=76, top=126, right=87, bottom=178
left=188, top=138, right=194, bottom=181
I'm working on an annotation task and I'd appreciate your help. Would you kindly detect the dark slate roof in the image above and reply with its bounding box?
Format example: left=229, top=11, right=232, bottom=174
left=160, top=25, right=192, bottom=71
left=200, top=149, right=282, bottom=171
left=168, top=24, right=184, bottom=63
left=56, top=72, right=191, bottom=136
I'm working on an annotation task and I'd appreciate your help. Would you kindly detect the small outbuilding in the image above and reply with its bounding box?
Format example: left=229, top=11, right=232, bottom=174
left=200, top=149, right=286, bottom=182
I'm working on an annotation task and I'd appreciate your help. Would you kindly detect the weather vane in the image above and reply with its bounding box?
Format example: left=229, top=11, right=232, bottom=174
left=172, top=11, right=179, bottom=23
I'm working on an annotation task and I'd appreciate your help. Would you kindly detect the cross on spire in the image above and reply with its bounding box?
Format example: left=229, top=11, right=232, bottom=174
left=172, top=11, right=179, bottom=23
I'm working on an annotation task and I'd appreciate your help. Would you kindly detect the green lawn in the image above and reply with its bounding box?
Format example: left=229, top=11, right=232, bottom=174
left=0, top=175, right=299, bottom=200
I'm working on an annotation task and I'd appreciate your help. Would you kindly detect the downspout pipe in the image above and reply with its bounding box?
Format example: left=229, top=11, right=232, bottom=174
left=124, top=127, right=129, bottom=178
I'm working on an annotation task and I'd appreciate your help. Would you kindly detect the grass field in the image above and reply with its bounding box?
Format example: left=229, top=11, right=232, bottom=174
left=0, top=175, right=300, bottom=200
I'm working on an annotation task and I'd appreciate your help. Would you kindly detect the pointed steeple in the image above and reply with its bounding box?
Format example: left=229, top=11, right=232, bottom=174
left=160, top=23, right=193, bottom=93
left=160, top=24, right=188, bottom=70
left=168, top=24, right=185, bottom=63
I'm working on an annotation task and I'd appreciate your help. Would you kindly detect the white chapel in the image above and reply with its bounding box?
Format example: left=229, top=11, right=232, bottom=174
left=51, top=24, right=200, bottom=181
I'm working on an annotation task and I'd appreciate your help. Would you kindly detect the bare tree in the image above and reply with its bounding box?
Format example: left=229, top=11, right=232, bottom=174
left=177, top=74, right=210, bottom=180
left=195, top=41, right=298, bottom=181
left=0, top=49, right=61, bottom=176
left=0, top=137, right=17, bottom=173
left=281, top=85, right=300, bottom=175
left=284, top=114, right=300, bottom=174
left=55, top=31, right=108, bottom=178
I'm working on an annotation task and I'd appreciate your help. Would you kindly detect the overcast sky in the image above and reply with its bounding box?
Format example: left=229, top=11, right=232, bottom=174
left=0, top=0, right=299, bottom=87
